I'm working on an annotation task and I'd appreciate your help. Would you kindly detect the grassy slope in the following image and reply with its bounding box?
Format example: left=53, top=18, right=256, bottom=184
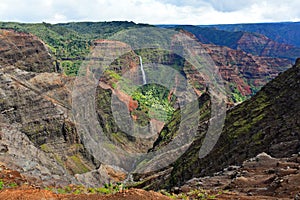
left=154, top=59, right=300, bottom=188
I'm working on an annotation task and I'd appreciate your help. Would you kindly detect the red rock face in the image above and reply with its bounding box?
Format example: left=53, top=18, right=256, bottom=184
left=169, top=30, right=291, bottom=101
left=203, top=44, right=291, bottom=97
left=0, top=29, right=54, bottom=72
left=114, top=89, right=138, bottom=112
left=236, top=32, right=300, bottom=60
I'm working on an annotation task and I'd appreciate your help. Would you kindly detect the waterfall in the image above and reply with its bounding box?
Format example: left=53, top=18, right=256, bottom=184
left=139, top=56, right=147, bottom=84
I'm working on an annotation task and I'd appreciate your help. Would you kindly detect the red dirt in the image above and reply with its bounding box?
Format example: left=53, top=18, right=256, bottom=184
left=0, top=188, right=172, bottom=200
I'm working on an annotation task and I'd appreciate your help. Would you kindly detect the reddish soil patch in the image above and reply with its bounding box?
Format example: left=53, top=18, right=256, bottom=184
left=0, top=188, right=172, bottom=200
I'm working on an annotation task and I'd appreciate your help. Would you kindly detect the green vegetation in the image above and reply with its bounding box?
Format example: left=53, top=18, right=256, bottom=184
left=150, top=93, right=210, bottom=152
left=131, top=84, right=176, bottom=122
left=105, top=70, right=122, bottom=81
left=53, top=154, right=65, bottom=167
left=0, top=180, right=3, bottom=190
left=0, top=180, right=18, bottom=190
left=160, top=189, right=222, bottom=200
left=40, top=144, right=49, bottom=152
left=45, top=182, right=125, bottom=195
left=0, top=21, right=150, bottom=76
left=69, top=154, right=90, bottom=174
left=229, top=83, right=247, bottom=103
left=7, top=182, right=18, bottom=188
left=60, top=60, right=82, bottom=76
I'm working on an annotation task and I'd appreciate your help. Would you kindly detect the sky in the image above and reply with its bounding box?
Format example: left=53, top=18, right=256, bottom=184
left=0, top=0, right=300, bottom=25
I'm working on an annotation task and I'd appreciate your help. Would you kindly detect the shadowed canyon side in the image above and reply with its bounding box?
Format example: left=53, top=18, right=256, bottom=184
left=139, top=59, right=300, bottom=195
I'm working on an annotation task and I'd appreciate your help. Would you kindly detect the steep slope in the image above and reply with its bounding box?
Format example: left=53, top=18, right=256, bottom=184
left=0, top=29, right=55, bottom=73
left=203, top=43, right=290, bottom=101
left=235, top=32, right=300, bottom=60
left=0, top=30, right=111, bottom=187
left=143, top=58, right=300, bottom=189
left=131, top=37, right=291, bottom=103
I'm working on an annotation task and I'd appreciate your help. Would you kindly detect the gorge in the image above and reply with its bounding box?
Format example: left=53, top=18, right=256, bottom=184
left=0, top=21, right=299, bottom=199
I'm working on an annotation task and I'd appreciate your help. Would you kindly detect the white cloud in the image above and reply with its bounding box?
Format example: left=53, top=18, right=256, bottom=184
left=0, top=0, right=299, bottom=24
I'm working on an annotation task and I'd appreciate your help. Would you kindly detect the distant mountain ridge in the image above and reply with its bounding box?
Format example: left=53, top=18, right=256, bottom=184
left=160, top=22, right=300, bottom=47
left=204, top=22, right=300, bottom=47
left=163, top=25, right=300, bottom=61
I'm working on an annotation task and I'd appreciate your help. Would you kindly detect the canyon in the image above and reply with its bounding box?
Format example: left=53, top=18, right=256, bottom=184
left=0, top=21, right=299, bottom=199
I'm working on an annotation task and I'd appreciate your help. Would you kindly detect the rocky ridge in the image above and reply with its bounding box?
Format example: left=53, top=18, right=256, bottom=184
left=236, top=32, right=300, bottom=61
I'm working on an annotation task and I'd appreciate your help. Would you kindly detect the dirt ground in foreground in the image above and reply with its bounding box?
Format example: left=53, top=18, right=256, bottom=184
left=0, top=188, right=173, bottom=200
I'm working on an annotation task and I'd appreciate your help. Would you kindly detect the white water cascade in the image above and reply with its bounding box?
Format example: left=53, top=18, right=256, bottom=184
left=139, top=56, right=147, bottom=84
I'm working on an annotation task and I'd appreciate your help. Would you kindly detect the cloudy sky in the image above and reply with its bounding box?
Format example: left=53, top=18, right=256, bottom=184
left=0, top=0, right=299, bottom=25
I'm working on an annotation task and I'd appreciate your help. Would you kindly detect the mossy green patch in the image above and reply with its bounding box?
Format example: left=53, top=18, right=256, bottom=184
left=53, top=154, right=64, bottom=167
left=69, top=154, right=90, bottom=174
left=252, top=130, right=264, bottom=144
left=40, top=144, right=50, bottom=153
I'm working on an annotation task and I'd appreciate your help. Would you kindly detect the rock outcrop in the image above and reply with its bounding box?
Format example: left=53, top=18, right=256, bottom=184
left=180, top=152, right=300, bottom=199
left=0, top=30, right=100, bottom=187
left=0, top=29, right=55, bottom=73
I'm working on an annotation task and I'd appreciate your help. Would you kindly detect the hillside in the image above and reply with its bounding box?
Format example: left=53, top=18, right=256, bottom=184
left=203, top=43, right=290, bottom=101
left=0, top=30, right=97, bottom=187
left=140, top=58, right=300, bottom=194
